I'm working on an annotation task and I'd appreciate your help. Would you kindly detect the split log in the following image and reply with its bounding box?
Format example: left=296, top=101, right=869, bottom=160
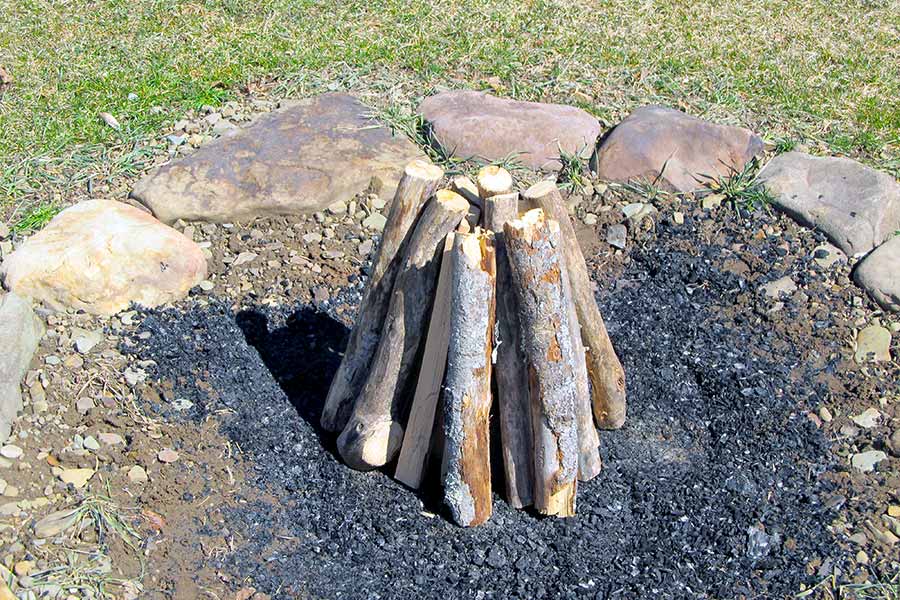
left=450, top=175, right=482, bottom=208
left=442, top=232, right=496, bottom=527
left=476, top=165, right=513, bottom=199
left=483, top=191, right=534, bottom=508
left=337, top=190, right=469, bottom=471
left=394, top=232, right=457, bottom=489
left=321, top=160, right=444, bottom=432
left=565, top=276, right=603, bottom=481
left=504, top=209, right=579, bottom=517
left=522, top=180, right=627, bottom=429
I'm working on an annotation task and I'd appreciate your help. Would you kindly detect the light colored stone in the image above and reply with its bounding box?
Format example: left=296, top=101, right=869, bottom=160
left=326, top=200, right=348, bottom=216
left=595, top=105, right=763, bottom=193
left=34, top=508, right=80, bottom=538
left=157, top=448, right=179, bottom=463
left=760, top=276, right=797, bottom=299
left=0, top=292, right=43, bottom=444
left=232, top=251, right=257, bottom=267
left=1, top=201, right=207, bottom=315
left=855, top=325, right=892, bottom=363
left=851, top=408, right=882, bottom=429
left=132, top=94, right=426, bottom=224
left=854, top=235, right=900, bottom=312
left=83, top=436, right=100, bottom=451
left=583, top=214, right=598, bottom=226
left=72, top=328, right=103, bottom=354
left=673, top=211, right=685, bottom=225
left=812, top=243, right=847, bottom=269
left=818, top=406, right=833, bottom=423
left=758, top=152, right=900, bottom=257
left=58, top=467, right=94, bottom=489
left=607, top=224, right=627, bottom=249
left=419, top=90, right=601, bottom=171
left=127, top=465, right=148, bottom=483
left=0, top=445, right=22, bottom=459
left=851, top=450, right=887, bottom=473
left=98, top=432, right=125, bottom=446
left=361, top=213, right=387, bottom=231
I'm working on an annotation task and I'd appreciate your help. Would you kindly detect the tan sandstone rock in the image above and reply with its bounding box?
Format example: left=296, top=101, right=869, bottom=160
left=1, top=200, right=206, bottom=315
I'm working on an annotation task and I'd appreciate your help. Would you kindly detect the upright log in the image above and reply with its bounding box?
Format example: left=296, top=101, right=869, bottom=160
left=522, top=180, right=627, bottom=430
left=483, top=191, right=534, bottom=508
left=565, top=278, right=603, bottom=481
left=337, top=190, right=469, bottom=471
left=504, top=209, right=579, bottom=517
left=476, top=165, right=513, bottom=199
left=321, top=160, right=444, bottom=432
left=394, top=232, right=457, bottom=489
left=442, top=232, right=496, bottom=527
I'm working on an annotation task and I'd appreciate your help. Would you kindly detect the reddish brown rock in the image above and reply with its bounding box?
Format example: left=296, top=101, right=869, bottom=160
left=132, top=94, right=427, bottom=223
left=419, top=90, right=601, bottom=171
left=595, top=105, right=763, bottom=192
left=1, top=200, right=206, bottom=315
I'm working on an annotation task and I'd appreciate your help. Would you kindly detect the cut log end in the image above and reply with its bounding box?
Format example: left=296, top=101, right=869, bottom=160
left=476, top=165, right=513, bottom=199
left=405, top=159, right=445, bottom=183
left=337, top=419, right=404, bottom=472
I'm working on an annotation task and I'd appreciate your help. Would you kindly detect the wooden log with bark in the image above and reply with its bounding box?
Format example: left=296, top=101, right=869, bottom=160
left=441, top=232, right=496, bottom=527
left=522, top=180, right=627, bottom=430
left=321, top=160, right=445, bottom=432
left=337, top=190, right=469, bottom=471
left=483, top=190, right=535, bottom=508
left=504, top=209, right=580, bottom=517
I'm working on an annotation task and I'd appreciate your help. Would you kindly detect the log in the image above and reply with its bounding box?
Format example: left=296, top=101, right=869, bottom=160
left=522, top=180, right=627, bottom=430
left=476, top=165, right=513, bottom=199
left=566, top=275, right=603, bottom=481
left=504, top=209, right=579, bottom=517
left=441, top=232, right=495, bottom=527
left=337, top=190, right=469, bottom=471
left=394, top=232, right=457, bottom=489
left=450, top=175, right=482, bottom=208
left=321, top=160, right=444, bottom=432
left=482, top=191, right=534, bottom=508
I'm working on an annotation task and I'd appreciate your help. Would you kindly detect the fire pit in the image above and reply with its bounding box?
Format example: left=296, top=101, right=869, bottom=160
left=319, top=161, right=627, bottom=526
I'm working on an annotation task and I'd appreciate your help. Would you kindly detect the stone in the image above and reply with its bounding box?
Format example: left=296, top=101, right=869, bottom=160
left=851, top=450, right=887, bottom=473
left=0, top=445, right=22, bottom=459
left=326, top=200, right=348, bottom=216
left=595, top=105, right=763, bottom=192
left=59, top=467, right=94, bottom=488
left=361, top=213, right=387, bottom=231
left=72, top=328, right=103, bottom=354
left=302, top=232, right=323, bottom=244
left=98, top=432, right=125, bottom=446
left=760, top=276, right=797, bottom=299
left=157, top=448, right=179, bottom=463
left=673, top=211, right=685, bottom=225
left=607, top=224, right=627, bottom=249
left=127, top=465, right=148, bottom=483
left=854, top=235, right=900, bottom=312
left=419, top=90, right=601, bottom=171
left=1, top=201, right=207, bottom=316
left=358, top=240, right=374, bottom=256
left=812, top=243, right=847, bottom=269
left=132, top=94, right=426, bottom=224
left=850, top=408, right=881, bottom=429
left=0, top=223, right=9, bottom=240
left=818, top=406, right=833, bottom=423
left=0, top=292, right=43, bottom=444
left=583, top=214, right=598, bottom=226
left=701, top=194, right=724, bottom=210
left=83, top=436, right=100, bottom=451
left=758, top=152, right=900, bottom=257
left=232, top=251, right=257, bottom=267
left=855, top=325, right=891, bottom=363
left=34, top=508, right=80, bottom=538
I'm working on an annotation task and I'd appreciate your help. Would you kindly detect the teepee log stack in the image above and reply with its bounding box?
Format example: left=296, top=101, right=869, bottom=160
left=323, top=161, right=626, bottom=527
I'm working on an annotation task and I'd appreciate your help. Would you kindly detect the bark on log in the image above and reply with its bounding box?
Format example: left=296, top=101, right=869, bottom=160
left=522, top=180, right=627, bottom=429
left=476, top=165, right=513, bottom=199
left=337, top=190, right=469, bottom=471
left=321, top=160, right=444, bottom=432
left=441, top=233, right=495, bottom=527
left=504, top=209, right=579, bottom=517
left=450, top=175, right=482, bottom=208
left=394, top=232, right=457, bottom=489
left=483, top=191, right=534, bottom=508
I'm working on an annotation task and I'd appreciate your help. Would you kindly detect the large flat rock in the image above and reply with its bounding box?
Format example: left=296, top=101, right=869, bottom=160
left=418, top=90, right=601, bottom=171
left=1, top=200, right=207, bottom=315
left=132, top=94, right=427, bottom=223
left=594, top=105, right=763, bottom=192
left=854, top=235, right=900, bottom=312
left=0, top=292, right=43, bottom=443
left=759, top=152, right=900, bottom=257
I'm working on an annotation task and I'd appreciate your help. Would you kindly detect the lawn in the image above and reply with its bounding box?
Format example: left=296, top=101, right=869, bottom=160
left=1, top=0, right=898, bottom=223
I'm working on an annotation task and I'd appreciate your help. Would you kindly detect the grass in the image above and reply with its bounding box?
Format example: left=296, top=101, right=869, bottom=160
left=0, top=0, right=898, bottom=220
left=701, top=157, right=775, bottom=212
